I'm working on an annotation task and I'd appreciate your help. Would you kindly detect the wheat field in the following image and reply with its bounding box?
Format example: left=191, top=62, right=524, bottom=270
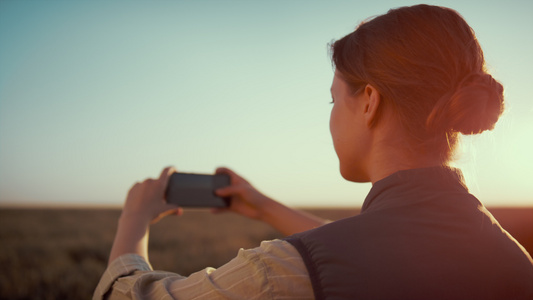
left=0, top=207, right=531, bottom=300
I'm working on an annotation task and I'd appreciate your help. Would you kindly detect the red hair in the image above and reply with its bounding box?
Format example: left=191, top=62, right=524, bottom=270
left=331, top=5, right=504, bottom=163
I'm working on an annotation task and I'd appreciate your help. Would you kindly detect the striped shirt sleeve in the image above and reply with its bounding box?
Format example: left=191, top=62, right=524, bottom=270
left=93, top=239, right=313, bottom=300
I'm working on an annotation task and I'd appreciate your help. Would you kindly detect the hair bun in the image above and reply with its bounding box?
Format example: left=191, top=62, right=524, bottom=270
left=427, top=72, right=504, bottom=135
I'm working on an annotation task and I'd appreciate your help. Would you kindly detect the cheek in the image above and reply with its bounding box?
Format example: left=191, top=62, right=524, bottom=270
left=329, top=107, right=367, bottom=181
left=329, top=108, right=336, bottom=139
left=329, top=106, right=341, bottom=150
left=329, top=107, right=349, bottom=159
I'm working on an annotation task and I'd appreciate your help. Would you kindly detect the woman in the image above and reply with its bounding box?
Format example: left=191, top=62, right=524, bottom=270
left=94, top=4, right=533, bottom=300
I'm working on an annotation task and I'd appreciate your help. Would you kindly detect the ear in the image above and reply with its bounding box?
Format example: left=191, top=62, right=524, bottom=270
left=362, top=84, right=381, bottom=128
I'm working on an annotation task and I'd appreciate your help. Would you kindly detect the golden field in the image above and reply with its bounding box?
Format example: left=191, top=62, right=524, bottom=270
left=0, top=207, right=531, bottom=300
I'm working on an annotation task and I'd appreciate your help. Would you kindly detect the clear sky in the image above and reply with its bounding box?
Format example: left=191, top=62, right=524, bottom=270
left=1, top=0, right=532, bottom=208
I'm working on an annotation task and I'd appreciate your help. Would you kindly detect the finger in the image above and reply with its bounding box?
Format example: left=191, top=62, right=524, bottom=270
left=129, top=181, right=141, bottom=192
left=215, top=184, right=242, bottom=197
left=215, top=167, right=230, bottom=175
left=159, top=166, right=176, bottom=181
left=160, top=205, right=182, bottom=217
left=143, top=178, right=156, bottom=184
left=151, top=207, right=182, bottom=224
left=158, top=166, right=176, bottom=188
left=216, top=167, right=247, bottom=184
left=165, top=206, right=182, bottom=216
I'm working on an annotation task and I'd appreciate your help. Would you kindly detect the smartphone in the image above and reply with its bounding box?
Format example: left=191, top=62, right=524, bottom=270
left=165, top=172, right=231, bottom=207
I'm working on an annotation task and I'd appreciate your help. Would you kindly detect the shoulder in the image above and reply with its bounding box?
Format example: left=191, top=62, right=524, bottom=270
left=241, top=239, right=313, bottom=298
left=242, top=239, right=310, bottom=277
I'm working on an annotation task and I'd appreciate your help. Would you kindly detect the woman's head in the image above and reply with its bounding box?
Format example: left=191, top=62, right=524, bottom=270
left=330, top=4, right=504, bottom=167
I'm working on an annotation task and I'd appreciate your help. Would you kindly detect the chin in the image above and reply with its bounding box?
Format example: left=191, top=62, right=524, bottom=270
left=339, top=165, right=370, bottom=183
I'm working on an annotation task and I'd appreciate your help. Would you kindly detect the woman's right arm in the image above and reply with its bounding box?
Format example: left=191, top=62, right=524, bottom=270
left=214, top=167, right=328, bottom=236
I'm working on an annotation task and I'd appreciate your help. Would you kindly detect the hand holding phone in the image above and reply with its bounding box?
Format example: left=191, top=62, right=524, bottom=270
left=165, top=172, right=231, bottom=207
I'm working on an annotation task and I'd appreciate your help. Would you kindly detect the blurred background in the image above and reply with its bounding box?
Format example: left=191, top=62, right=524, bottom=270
left=1, top=0, right=532, bottom=208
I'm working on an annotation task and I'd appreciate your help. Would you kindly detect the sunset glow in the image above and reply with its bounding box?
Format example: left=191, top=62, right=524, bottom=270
left=0, top=0, right=532, bottom=208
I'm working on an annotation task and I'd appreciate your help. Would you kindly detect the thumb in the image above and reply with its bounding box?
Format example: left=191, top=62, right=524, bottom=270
left=151, top=206, right=182, bottom=224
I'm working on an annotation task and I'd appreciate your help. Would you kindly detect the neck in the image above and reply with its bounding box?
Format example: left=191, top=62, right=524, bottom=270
left=366, top=131, right=445, bottom=184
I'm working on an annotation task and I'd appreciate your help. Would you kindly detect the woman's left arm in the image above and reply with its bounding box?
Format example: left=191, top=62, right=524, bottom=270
left=108, top=166, right=181, bottom=265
